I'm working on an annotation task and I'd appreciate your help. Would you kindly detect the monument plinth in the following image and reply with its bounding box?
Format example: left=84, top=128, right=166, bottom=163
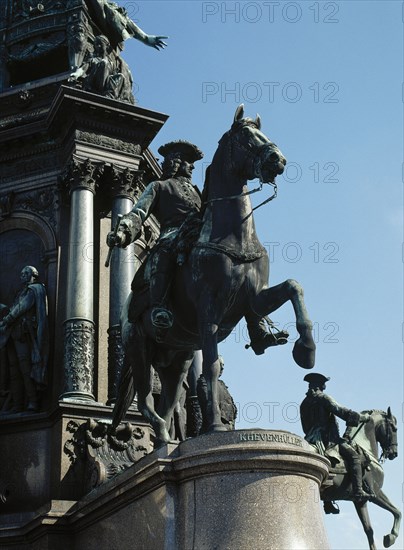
left=3, top=429, right=330, bottom=549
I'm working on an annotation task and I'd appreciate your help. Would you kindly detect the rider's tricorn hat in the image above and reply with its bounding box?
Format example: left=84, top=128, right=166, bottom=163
left=158, top=140, right=204, bottom=163
left=304, top=373, right=330, bottom=385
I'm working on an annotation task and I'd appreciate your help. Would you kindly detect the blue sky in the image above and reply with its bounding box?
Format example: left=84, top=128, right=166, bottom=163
left=119, top=2, right=403, bottom=548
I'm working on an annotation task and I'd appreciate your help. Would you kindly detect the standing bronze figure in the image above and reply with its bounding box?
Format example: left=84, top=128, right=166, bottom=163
left=109, top=105, right=316, bottom=446
left=0, top=266, right=49, bottom=413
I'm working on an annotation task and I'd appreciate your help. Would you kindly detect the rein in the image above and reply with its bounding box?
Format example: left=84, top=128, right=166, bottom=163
left=204, top=181, right=278, bottom=212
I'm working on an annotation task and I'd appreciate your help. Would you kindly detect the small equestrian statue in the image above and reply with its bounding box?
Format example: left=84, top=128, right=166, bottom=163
left=301, top=373, right=401, bottom=550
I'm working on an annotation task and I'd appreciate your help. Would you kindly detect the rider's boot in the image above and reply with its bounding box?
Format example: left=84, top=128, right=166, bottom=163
left=351, top=460, right=373, bottom=500
left=323, top=501, right=340, bottom=514
left=247, top=318, right=288, bottom=355
left=150, top=261, right=174, bottom=330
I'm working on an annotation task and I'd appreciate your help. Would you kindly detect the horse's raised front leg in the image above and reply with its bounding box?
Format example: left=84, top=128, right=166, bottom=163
left=354, top=500, right=376, bottom=550
left=252, top=279, right=315, bottom=369
left=371, top=489, right=402, bottom=548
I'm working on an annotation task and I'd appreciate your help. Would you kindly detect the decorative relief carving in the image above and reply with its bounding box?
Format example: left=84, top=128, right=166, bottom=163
left=0, top=107, right=49, bottom=131
left=63, top=318, right=95, bottom=396
left=75, top=131, right=142, bottom=155
left=63, top=418, right=150, bottom=492
left=0, top=193, right=15, bottom=220
left=12, top=0, right=65, bottom=20
left=107, top=325, right=124, bottom=403
left=15, top=187, right=59, bottom=228
left=8, top=32, right=65, bottom=64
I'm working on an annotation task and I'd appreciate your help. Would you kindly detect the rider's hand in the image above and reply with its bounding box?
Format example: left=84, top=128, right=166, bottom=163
left=359, top=413, right=371, bottom=423
left=106, top=230, right=127, bottom=248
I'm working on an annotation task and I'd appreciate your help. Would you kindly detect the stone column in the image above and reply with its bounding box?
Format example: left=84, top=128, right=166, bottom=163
left=107, top=167, right=142, bottom=404
left=61, top=158, right=104, bottom=402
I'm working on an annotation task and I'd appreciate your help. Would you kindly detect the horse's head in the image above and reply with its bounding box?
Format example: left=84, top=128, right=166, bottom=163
left=220, top=104, right=287, bottom=184
left=375, top=407, right=398, bottom=461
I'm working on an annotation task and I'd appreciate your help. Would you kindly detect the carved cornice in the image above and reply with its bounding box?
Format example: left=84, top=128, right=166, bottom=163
left=75, top=130, right=142, bottom=156
left=63, top=318, right=95, bottom=398
left=63, top=157, right=104, bottom=195
left=0, top=107, right=49, bottom=132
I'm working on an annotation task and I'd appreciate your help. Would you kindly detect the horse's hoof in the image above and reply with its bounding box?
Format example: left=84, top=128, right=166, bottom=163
left=383, top=534, right=396, bottom=548
left=293, top=338, right=315, bottom=369
left=207, top=423, right=228, bottom=433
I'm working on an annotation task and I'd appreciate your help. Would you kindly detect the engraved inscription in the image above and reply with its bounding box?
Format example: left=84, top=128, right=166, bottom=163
left=239, top=432, right=303, bottom=446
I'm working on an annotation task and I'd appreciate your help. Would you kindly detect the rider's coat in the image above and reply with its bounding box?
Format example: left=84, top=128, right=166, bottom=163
left=300, top=388, right=361, bottom=452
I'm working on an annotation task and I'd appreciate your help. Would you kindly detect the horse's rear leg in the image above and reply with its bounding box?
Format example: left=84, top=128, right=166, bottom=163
left=252, top=279, right=315, bottom=369
left=127, top=325, right=171, bottom=445
left=200, top=322, right=227, bottom=432
left=354, top=501, right=376, bottom=550
left=371, top=489, right=402, bottom=548
left=157, top=351, right=194, bottom=443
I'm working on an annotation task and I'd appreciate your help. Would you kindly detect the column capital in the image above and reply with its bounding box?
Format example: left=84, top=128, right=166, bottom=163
left=110, top=165, right=144, bottom=201
left=63, top=157, right=105, bottom=195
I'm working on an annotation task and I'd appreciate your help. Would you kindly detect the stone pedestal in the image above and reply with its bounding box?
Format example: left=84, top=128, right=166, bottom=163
left=0, top=429, right=330, bottom=549
left=179, top=431, right=330, bottom=549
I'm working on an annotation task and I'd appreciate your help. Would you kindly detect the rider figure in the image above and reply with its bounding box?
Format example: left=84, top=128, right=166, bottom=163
left=107, top=140, right=279, bottom=353
left=300, top=373, right=372, bottom=502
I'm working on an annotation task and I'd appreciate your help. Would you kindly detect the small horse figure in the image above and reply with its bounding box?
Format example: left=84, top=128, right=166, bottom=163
left=112, top=105, right=316, bottom=445
left=322, top=408, right=401, bottom=549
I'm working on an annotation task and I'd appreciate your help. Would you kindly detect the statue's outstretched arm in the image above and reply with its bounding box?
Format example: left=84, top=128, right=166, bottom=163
left=125, top=19, right=168, bottom=50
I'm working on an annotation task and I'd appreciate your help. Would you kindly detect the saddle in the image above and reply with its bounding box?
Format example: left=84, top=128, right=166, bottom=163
left=128, top=215, right=203, bottom=324
left=325, top=443, right=371, bottom=475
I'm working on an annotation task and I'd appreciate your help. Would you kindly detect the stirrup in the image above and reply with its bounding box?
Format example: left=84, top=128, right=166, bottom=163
left=245, top=319, right=289, bottom=355
left=151, top=307, right=174, bottom=329
left=353, top=489, right=373, bottom=501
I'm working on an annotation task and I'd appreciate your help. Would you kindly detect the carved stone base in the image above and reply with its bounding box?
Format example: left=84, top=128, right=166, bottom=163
left=64, top=418, right=150, bottom=494
left=61, top=318, right=95, bottom=402
left=0, top=429, right=330, bottom=549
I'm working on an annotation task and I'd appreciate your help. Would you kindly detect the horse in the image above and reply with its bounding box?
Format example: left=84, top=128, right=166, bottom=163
left=321, top=408, right=401, bottom=549
left=111, top=105, right=316, bottom=445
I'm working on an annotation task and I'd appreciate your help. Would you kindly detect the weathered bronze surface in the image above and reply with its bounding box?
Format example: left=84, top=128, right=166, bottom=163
left=109, top=105, right=316, bottom=447
left=0, top=266, right=48, bottom=414
left=301, top=374, right=401, bottom=549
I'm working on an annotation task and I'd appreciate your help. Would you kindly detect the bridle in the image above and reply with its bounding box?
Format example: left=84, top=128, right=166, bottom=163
left=379, top=413, right=397, bottom=463
left=204, top=121, right=279, bottom=212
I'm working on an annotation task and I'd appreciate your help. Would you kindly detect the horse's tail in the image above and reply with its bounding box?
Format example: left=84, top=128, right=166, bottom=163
left=112, top=356, right=135, bottom=429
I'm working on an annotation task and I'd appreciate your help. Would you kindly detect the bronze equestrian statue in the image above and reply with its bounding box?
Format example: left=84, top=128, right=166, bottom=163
left=301, top=374, right=401, bottom=550
left=300, top=372, right=372, bottom=501
left=108, top=105, right=316, bottom=446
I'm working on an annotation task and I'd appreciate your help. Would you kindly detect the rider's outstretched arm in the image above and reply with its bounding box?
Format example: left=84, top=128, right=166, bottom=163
left=107, top=181, right=160, bottom=248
